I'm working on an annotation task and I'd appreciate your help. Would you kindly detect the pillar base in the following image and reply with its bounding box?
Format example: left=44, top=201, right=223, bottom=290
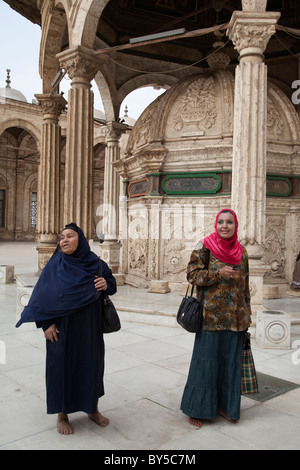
left=0, top=265, right=14, bottom=284
left=99, top=240, right=122, bottom=274
left=36, top=243, right=57, bottom=271
left=256, top=309, right=291, bottom=349
left=114, top=273, right=125, bottom=286
left=246, top=244, right=269, bottom=322
left=148, top=280, right=171, bottom=294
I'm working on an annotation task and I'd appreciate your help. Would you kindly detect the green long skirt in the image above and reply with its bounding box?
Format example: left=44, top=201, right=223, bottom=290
left=181, top=329, right=245, bottom=421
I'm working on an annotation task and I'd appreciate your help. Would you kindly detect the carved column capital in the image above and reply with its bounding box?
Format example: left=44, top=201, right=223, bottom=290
left=106, top=121, right=128, bottom=142
left=35, top=92, right=67, bottom=124
left=57, top=46, right=101, bottom=85
left=227, top=11, right=280, bottom=61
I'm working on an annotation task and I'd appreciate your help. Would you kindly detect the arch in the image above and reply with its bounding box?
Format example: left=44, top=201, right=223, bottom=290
left=94, top=135, right=107, bottom=146
left=94, top=71, right=177, bottom=122
left=117, top=74, right=176, bottom=108
left=40, top=1, right=69, bottom=92
left=71, top=0, right=110, bottom=48
left=24, top=172, right=38, bottom=192
left=94, top=141, right=106, bottom=171
left=0, top=167, right=16, bottom=232
left=0, top=171, right=9, bottom=188
left=94, top=69, right=118, bottom=121
left=0, top=119, right=41, bottom=147
left=268, top=82, right=300, bottom=142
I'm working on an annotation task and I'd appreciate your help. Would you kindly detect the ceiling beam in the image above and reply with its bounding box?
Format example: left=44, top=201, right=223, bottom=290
left=94, top=22, right=229, bottom=56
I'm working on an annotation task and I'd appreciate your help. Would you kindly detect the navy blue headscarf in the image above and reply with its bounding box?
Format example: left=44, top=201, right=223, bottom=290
left=16, top=224, right=101, bottom=327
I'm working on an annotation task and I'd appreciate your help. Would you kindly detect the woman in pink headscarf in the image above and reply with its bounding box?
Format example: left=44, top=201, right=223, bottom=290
left=181, top=209, right=252, bottom=427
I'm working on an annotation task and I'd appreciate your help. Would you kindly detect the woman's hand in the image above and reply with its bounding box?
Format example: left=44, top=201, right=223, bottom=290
left=94, top=276, right=108, bottom=291
left=219, top=266, right=239, bottom=280
left=44, top=324, right=59, bottom=342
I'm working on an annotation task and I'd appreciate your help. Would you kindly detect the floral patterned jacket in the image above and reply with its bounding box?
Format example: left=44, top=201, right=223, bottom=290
left=187, top=241, right=252, bottom=332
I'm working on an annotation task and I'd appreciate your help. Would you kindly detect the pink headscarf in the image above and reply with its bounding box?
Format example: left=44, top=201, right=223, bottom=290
left=203, top=208, right=243, bottom=265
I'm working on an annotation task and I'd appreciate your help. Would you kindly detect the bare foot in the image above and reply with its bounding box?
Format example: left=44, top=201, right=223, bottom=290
left=217, top=409, right=239, bottom=423
left=57, top=413, right=73, bottom=435
left=88, top=410, right=109, bottom=427
left=189, top=417, right=203, bottom=427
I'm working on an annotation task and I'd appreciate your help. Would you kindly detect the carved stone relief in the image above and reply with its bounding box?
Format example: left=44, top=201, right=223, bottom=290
left=267, top=96, right=284, bottom=138
left=263, top=215, right=286, bottom=279
left=126, top=99, right=161, bottom=153
left=171, top=76, right=217, bottom=137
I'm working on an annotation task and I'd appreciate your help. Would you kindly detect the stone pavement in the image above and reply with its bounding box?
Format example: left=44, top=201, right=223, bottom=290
left=0, top=242, right=300, bottom=451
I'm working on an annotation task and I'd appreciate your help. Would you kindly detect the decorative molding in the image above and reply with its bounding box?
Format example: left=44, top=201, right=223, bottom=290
left=162, top=173, right=222, bottom=195
left=128, top=178, right=149, bottom=198
left=122, top=171, right=300, bottom=199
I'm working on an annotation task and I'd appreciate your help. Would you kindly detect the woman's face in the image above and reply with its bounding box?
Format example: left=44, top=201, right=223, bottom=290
left=216, top=212, right=235, bottom=239
left=60, top=229, right=79, bottom=255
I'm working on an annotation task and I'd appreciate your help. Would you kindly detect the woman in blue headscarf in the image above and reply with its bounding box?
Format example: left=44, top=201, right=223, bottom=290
left=16, top=223, right=117, bottom=435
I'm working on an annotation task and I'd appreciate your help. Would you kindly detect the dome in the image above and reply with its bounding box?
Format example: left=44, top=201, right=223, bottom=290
left=126, top=68, right=235, bottom=162
left=0, top=69, right=27, bottom=103
left=0, top=86, right=27, bottom=102
left=121, top=105, right=136, bottom=127
left=124, top=67, right=299, bottom=178
left=94, top=108, right=105, bottom=120
left=125, top=41, right=234, bottom=162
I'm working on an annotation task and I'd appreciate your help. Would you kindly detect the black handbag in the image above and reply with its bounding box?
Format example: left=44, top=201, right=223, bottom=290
left=177, top=248, right=210, bottom=333
left=98, top=259, right=121, bottom=334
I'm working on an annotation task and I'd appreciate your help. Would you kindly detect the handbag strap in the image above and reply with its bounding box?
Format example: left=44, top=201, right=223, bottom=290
left=187, top=248, right=210, bottom=297
left=98, top=258, right=103, bottom=277
left=204, top=248, right=210, bottom=269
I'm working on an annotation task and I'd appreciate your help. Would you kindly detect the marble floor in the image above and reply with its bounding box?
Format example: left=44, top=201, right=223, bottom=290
left=0, top=242, right=300, bottom=451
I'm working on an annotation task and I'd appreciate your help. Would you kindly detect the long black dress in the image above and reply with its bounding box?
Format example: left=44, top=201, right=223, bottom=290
left=39, top=260, right=116, bottom=415
left=16, top=224, right=117, bottom=415
left=42, top=295, right=111, bottom=415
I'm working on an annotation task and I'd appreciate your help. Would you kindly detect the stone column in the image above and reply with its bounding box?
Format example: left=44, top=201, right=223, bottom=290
left=227, top=7, right=280, bottom=312
left=34, top=92, right=67, bottom=269
left=100, top=122, right=127, bottom=281
left=57, top=46, right=99, bottom=239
